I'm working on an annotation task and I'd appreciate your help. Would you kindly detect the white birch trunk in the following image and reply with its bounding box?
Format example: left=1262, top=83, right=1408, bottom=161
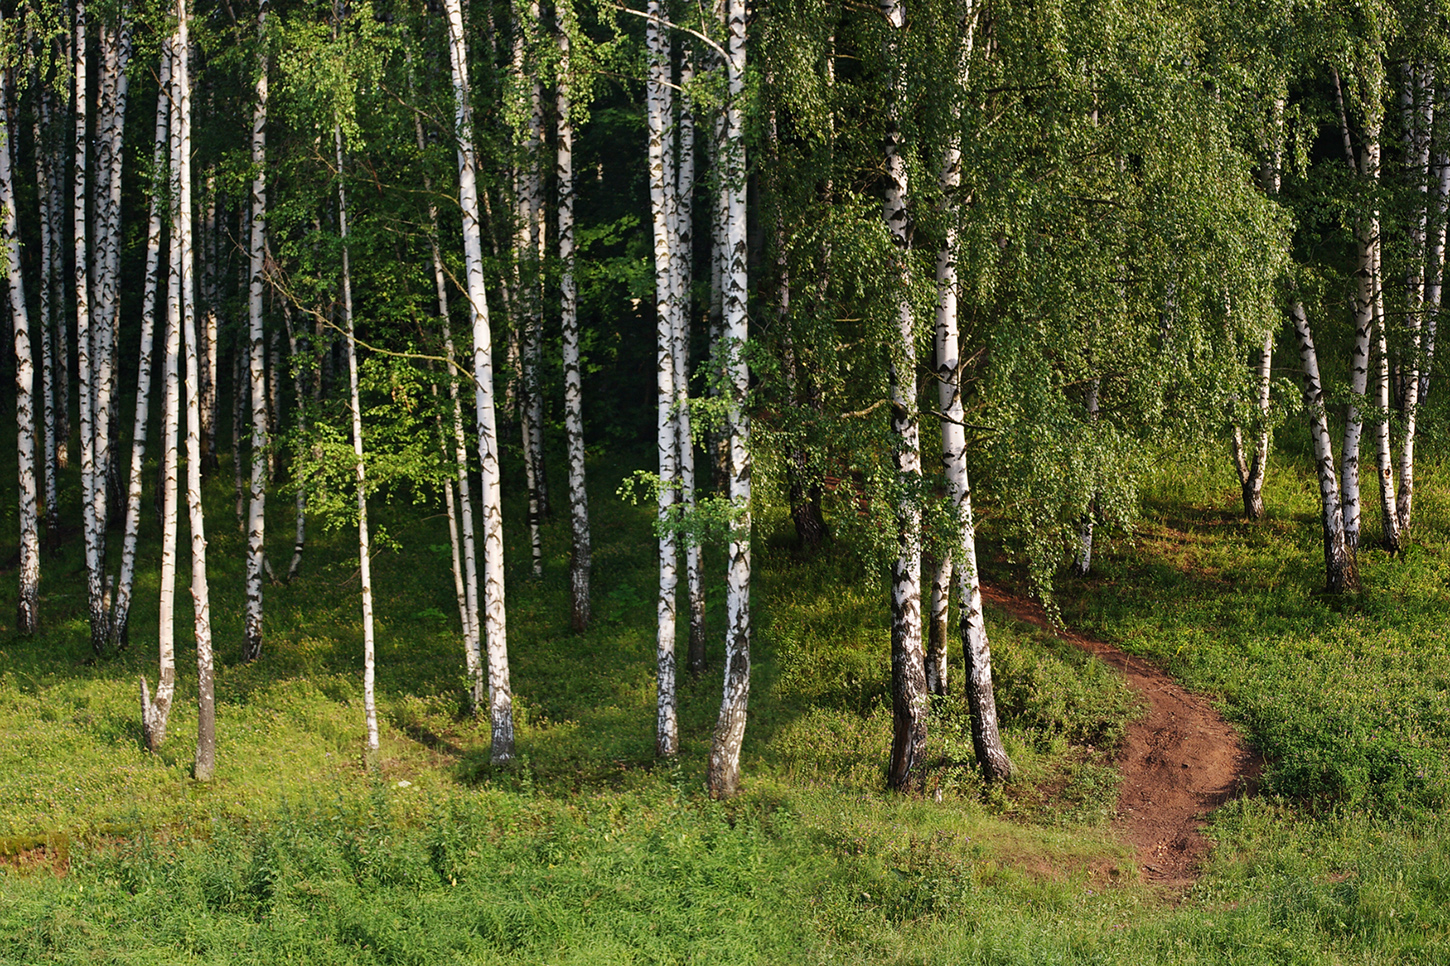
left=880, top=0, right=927, bottom=793
left=167, top=3, right=215, bottom=779
left=558, top=4, right=591, bottom=633
left=446, top=0, right=513, bottom=762
left=32, top=97, right=59, bottom=537
left=1292, top=301, right=1358, bottom=594
left=332, top=116, right=379, bottom=759
left=111, top=46, right=171, bottom=650
left=707, top=0, right=752, bottom=799
left=933, top=1, right=1011, bottom=780
left=1, top=40, right=40, bottom=633
left=279, top=299, right=307, bottom=580
left=41, top=81, right=70, bottom=474
left=1335, top=72, right=1377, bottom=552
left=1420, top=68, right=1449, bottom=408
left=646, top=0, right=679, bottom=758
left=676, top=50, right=706, bottom=673
left=143, top=40, right=182, bottom=751
left=74, top=0, right=109, bottom=654
left=1394, top=65, right=1435, bottom=538
left=407, top=46, right=484, bottom=711
left=244, top=12, right=269, bottom=662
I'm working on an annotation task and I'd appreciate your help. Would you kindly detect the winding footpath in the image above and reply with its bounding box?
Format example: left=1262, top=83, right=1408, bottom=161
left=984, top=586, right=1262, bottom=888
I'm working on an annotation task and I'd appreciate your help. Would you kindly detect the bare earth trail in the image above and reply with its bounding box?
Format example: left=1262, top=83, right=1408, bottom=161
left=983, top=586, right=1262, bottom=888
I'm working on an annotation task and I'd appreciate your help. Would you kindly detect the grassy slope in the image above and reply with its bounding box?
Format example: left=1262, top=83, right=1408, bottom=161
left=1, top=433, right=1449, bottom=963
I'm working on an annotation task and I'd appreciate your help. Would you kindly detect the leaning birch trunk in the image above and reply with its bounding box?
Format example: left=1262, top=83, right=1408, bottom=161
left=170, top=4, right=216, bottom=779
left=707, top=0, right=752, bottom=799
left=558, top=4, right=591, bottom=633
left=244, top=11, right=269, bottom=662
left=143, top=59, right=182, bottom=750
left=1230, top=327, right=1275, bottom=520
left=1291, top=301, right=1358, bottom=594
left=938, top=3, right=1011, bottom=780
left=334, top=121, right=379, bottom=760
left=406, top=47, right=483, bottom=712
left=111, top=49, right=171, bottom=650
left=1, top=43, right=40, bottom=633
left=445, top=0, right=513, bottom=762
left=646, top=0, right=679, bottom=757
left=1335, top=70, right=1376, bottom=551
left=1232, top=102, right=1284, bottom=521
left=1071, top=379, right=1100, bottom=576
left=881, top=0, right=927, bottom=793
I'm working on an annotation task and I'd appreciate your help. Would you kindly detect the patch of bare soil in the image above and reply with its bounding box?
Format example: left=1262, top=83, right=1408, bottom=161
left=983, top=586, right=1261, bottom=889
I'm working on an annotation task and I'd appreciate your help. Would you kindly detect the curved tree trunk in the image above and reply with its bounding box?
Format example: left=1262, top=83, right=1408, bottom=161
left=1292, top=301, right=1358, bottom=594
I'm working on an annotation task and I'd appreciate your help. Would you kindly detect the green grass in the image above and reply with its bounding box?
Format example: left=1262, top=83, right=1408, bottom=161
left=6, top=426, right=1450, bottom=963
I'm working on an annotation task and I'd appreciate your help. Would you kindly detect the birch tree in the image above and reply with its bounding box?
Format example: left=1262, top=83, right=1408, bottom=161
left=933, top=0, right=1012, bottom=780
left=706, top=0, right=752, bottom=799
left=558, top=0, right=591, bottom=633
left=1, top=21, right=40, bottom=634
left=244, top=6, right=270, bottom=662
left=112, top=36, right=173, bottom=651
left=142, top=39, right=182, bottom=752
left=445, top=0, right=513, bottom=763
left=646, top=0, right=680, bottom=758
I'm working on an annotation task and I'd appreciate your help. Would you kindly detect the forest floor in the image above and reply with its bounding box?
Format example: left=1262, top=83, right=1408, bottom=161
left=984, top=585, right=1262, bottom=889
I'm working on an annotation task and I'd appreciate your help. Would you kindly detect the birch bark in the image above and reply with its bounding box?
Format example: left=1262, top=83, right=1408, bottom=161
left=112, top=45, right=171, bottom=650
left=647, top=0, right=680, bottom=757
left=142, top=40, right=181, bottom=749
left=32, top=93, right=59, bottom=537
left=1, top=32, right=40, bottom=633
left=707, top=0, right=752, bottom=799
left=1292, top=301, right=1358, bottom=594
left=244, top=9, right=269, bottom=662
left=169, top=1, right=216, bottom=779
left=558, top=2, right=592, bottom=633
left=445, top=0, right=513, bottom=762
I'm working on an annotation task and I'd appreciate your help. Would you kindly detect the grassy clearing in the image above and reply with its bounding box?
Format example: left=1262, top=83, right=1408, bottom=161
left=4, top=429, right=1450, bottom=962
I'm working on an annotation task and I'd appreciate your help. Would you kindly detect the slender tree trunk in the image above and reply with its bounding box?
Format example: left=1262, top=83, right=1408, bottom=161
left=332, top=113, right=379, bottom=759
left=558, top=3, right=591, bottom=634
left=1292, top=301, right=1358, bottom=594
left=676, top=51, right=706, bottom=674
left=706, top=0, right=751, bottom=799
left=407, top=46, right=484, bottom=712
left=924, top=554, right=949, bottom=695
left=647, top=0, right=679, bottom=757
left=1, top=40, right=40, bottom=633
left=75, top=0, right=110, bottom=654
left=446, top=0, right=512, bottom=763
left=143, top=39, right=181, bottom=750
left=1419, top=68, right=1448, bottom=408
left=937, top=3, right=1010, bottom=779
left=1230, top=327, right=1274, bottom=520
left=32, top=89, right=59, bottom=540
left=112, top=48, right=171, bottom=650
left=279, top=298, right=307, bottom=580
left=1334, top=69, right=1377, bottom=552
left=168, top=2, right=216, bottom=780
left=244, top=11, right=269, bottom=662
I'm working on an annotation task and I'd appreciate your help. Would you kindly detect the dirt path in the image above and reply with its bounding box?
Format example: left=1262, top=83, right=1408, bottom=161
left=983, top=586, right=1261, bottom=888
